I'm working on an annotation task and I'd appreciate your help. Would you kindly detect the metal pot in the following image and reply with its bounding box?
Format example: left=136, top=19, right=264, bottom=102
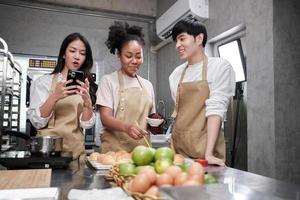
left=30, top=136, right=63, bottom=156
left=4, top=130, right=63, bottom=156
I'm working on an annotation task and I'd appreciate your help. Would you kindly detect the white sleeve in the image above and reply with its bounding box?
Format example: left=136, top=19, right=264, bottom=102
left=96, top=75, right=114, bottom=109
left=80, top=112, right=96, bottom=129
left=205, top=62, right=236, bottom=120
left=27, top=76, right=53, bottom=129
left=169, top=73, right=176, bottom=103
left=149, top=83, right=156, bottom=114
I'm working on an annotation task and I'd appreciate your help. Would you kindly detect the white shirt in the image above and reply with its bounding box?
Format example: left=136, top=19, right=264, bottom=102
left=169, top=57, right=236, bottom=120
left=28, top=73, right=96, bottom=130
left=96, top=71, right=156, bottom=117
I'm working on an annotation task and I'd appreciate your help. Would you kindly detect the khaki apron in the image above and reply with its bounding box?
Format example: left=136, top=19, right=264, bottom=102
left=171, top=56, right=225, bottom=160
left=37, top=74, right=85, bottom=160
left=100, top=71, right=153, bottom=153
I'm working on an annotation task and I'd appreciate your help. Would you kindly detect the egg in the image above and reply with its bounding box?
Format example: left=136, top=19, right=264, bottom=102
left=145, top=185, right=159, bottom=197
left=156, top=173, right=173, bottom=186
left=188, top=162, right=204, bottom=176
left=101, top=155, right=116, bottom=165
left=131, top=173, right=152, bottom=193
left=89, top=152, right=100, bottom=161
left=96, top=154, right=106, bottom=163
left=174, top=172, right=189, bottom=186
left=127, top=180, right=134, bottom=192
left=188, top=174, right=204, bottom=184
left=138, top=168, right=157, bottom=184
left=106, top=151, right=116, bottom=157
left=174, top=154, right=185, bottom=165
left=115, top=150, right=128, bottom=157
left=165, top=165, right=182, bottom=179
left=182, top=180, right=201, bottom=186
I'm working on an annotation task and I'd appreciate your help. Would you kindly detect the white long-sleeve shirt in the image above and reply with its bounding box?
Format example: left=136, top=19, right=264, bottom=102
left=27, top=73, right=96, bottom=129
left=169, top=57, right=236, bottom=120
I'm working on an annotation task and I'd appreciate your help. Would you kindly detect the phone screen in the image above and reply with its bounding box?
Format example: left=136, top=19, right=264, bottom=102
left=66, top=70, right=85, bottom=87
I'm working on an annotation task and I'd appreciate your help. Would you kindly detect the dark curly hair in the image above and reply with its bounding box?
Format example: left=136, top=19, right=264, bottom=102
left=105, top=21, right=145, bottom=54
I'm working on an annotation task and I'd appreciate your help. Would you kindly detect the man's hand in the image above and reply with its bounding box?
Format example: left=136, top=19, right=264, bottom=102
left=205, top=154, right=225, bottom=166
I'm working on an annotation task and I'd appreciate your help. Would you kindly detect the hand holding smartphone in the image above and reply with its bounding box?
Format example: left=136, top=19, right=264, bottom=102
left=66, top=69, right=85, bottom=87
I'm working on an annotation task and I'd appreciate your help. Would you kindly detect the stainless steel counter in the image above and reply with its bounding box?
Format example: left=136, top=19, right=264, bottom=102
left=51, top=164, right=300, bottom=200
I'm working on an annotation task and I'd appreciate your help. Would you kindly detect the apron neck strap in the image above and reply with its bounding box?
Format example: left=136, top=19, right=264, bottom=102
left=50, top=73, right=59, bottom=94
left=202, top=55, right=208, bottom=81
left=117, top=70, right=143, bottom=90
left=48, top=73, right=59, bottom=128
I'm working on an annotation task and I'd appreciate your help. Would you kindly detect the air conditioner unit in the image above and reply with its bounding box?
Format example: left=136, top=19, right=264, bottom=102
left=156, top=0, right=209, bottom=40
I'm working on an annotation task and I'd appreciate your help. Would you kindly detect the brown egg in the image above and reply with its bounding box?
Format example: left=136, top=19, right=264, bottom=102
left=174, top=172, right=189, bottom=186
left=145, top=185, right=159, bottom=197
left=96, top=154, right=106, bottom=163
left=182, top=180, right=201, bottom=186
left=156, top=173, right=173, bottom=186
left=174, top=154, right=185, bottom=165
left=127, top=179, right=134, bottom=192
left=188, top=174, right=204, bottom=184
left=160, top=184, right=172, bottom=187
left=131, top=173, right=152, bottom=193
left=165, top=165, right=182, bottom=180
left=89, top=152, right=100, bottom=161
left=188, top=162, right=204, bottom=176
left=139, top=168, right=157, bottom=184
left=101, top=155, right=116, bottom=165
left=115, top=150, right=128, bottom=157
left=106, top=151, right=116, bottom=157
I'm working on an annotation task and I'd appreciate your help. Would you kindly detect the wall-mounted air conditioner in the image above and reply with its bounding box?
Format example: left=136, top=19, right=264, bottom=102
left=156, top=0, right=209, bottom=40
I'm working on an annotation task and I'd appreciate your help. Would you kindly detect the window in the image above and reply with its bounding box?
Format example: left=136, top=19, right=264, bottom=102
left=218, top=39, right=246, bottom=82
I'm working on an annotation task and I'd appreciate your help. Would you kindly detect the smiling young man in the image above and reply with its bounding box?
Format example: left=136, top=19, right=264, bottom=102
left=169, top=17, right=235, bottom=166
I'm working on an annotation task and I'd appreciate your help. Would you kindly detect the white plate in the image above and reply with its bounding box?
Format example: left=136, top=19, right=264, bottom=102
left=0, top=187, right=59, bottom=200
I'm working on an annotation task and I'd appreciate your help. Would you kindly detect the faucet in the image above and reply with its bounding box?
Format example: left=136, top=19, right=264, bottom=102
left=157, top=99, right=166, bottom=118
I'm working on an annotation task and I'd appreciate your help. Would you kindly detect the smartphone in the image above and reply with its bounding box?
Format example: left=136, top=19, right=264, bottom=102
left=66, top=69, right=85, bottom=87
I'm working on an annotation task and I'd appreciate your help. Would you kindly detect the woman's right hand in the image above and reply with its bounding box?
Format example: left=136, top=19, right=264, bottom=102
left=52, top=79, right=77, bottom=102
left=126, top=125, right=147, bottom=140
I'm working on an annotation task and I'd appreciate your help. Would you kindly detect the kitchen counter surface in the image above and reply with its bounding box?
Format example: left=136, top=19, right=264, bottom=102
left=51, top=164, right=300, bottom=200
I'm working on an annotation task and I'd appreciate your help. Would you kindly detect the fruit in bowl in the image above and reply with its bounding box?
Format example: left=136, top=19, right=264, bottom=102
left=146, top=117, right=164, bottom=127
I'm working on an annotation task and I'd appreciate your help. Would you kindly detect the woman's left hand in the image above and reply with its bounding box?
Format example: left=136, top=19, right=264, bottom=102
left=76, top=78, right=92, bottom=108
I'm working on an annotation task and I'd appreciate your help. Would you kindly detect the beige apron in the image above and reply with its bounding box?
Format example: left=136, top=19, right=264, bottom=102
left=37, top=74, right=85, bottom=160
left=100, top=71, right=153, bottom=153
left=171, top=56, right=225, bottom=160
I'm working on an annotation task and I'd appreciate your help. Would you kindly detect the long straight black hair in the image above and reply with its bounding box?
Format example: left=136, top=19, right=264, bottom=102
left=52, top=33, right=97, bottom=104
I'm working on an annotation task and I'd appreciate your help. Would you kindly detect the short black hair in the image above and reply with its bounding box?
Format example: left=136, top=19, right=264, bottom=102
left=105, top=21, right=145, bottom=54
left=171, top=16, right=207, bottom=47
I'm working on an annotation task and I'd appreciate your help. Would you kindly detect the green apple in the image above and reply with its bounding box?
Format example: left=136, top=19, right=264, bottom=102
left=135, top=165, right=155, bottom=174
left=180, top=162, right=191, bottom=172
left=204, top=174, right=218, bottom=184
left=154, top=158, right=173, bottom=174
left=132, top=145, right=154, bottom=166
left=150, top=147, right=156, bottom=156
left=154, top=147, right=174, bottom=161
left=119, top=163, right=136, bottom=176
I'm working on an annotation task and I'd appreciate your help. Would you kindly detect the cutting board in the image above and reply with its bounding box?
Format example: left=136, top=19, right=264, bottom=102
left=0, top=169, right=51, bottom=189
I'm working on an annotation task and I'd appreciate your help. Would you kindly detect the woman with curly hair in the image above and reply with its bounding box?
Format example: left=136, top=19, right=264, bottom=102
left=96, top=21, right=155, bottom=153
